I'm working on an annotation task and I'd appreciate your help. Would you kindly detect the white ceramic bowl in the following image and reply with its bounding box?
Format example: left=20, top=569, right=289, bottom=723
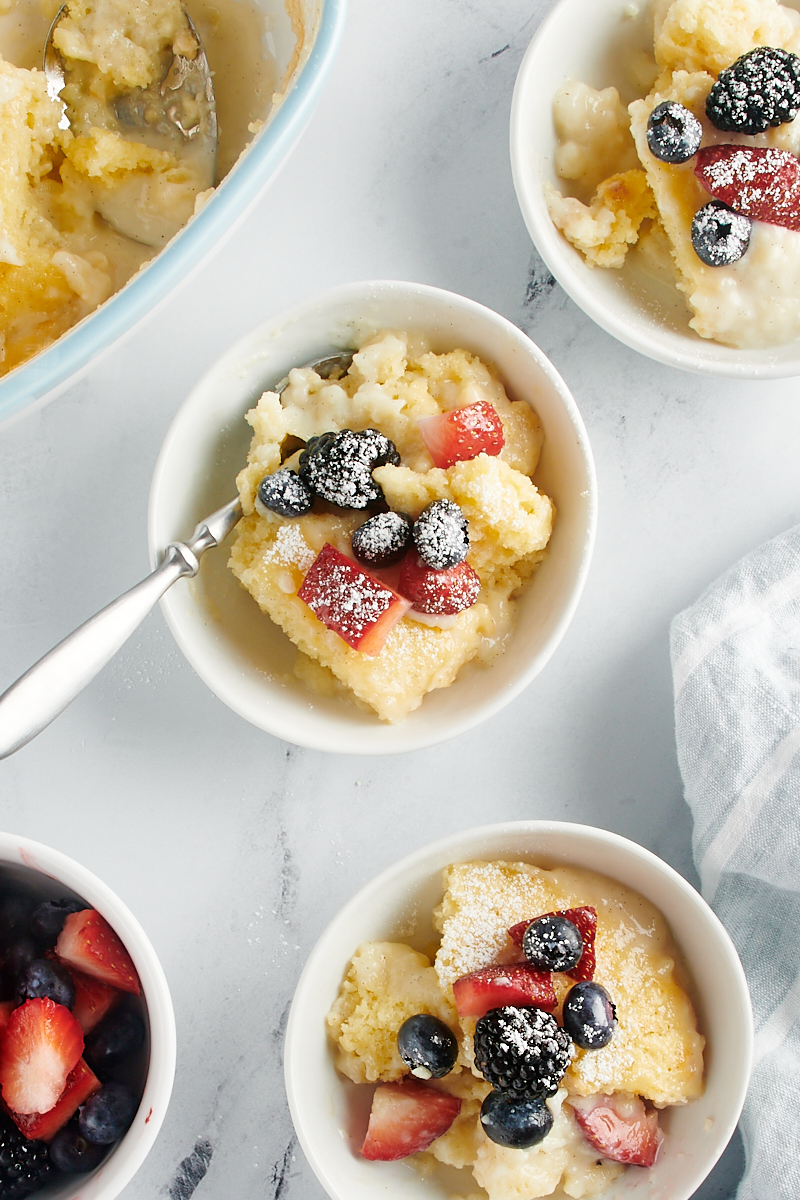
left=285, top=820, right=752, bottom=1200
left=148, top=279, right=597, bottom=755
left=0, top=0, right=346, bottom=429
left=510, top=0, right=800, bottom=378
left=0, top=832, right=175, bottom=1200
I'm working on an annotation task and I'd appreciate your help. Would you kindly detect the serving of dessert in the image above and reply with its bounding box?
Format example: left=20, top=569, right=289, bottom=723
left=326, top=858, right=704, bottom=1200
left=229, top=330, right=555, bottom=723
left=545, top=0, right=800, bottom=349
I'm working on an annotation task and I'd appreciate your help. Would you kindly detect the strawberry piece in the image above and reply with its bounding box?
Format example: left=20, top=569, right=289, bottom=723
left=398, top=552, right=481, bottom=615
left=0, top=999, right=84, bottom=1115
left=452, top=964, right=556, bottom=1019
left=694, top=144, right=800, bottom=231
left=69, top=968, right=120, bottom=1034
left=418, top=401, right=505, bottom=469
left=571, top=1094, right=663, bottom=1167
left=55, top=910, right=140, bottom=995
left=297, top=543, right=412, bottom=655
left=508, top=906, right=597, bottom=981
left=0, top=1000, right=15, bottom=1040
left=361, top=1079, right=460, bottom=1160
left=8, top=1058, right=101, bottom=1141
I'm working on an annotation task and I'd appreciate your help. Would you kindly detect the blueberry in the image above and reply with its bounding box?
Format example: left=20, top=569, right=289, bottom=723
left=412, top=499, right=469, bottom=570
left=84, top=1006, right=145, bottom=1071
left=30, top=899, right=84, bottom=947
left=352, top=511, right=414, bottom=568
left=691, top=201, right=751, bottom=266
left=522, top=915, right=583, bottom=973
left=49, top=1126, right=107, bottom=1173
left=298, top=429, right=400, bottom=509
left=1, top=937, right=39, bottom=997
left=480, top=1089, right=554, bottom=1148
left=397, top=1013, right=458, bottom=1079
left=562, top=981, right=617, bottom=1050
left=19, top=959, right=75, bottom=1008
left=646, top=101, right=702, bottom=163
left=79, top=1082, right=138, bottom=1145
left=0, top=894, right=35, bottom=946
left=256, top=468, right=313, bottom=518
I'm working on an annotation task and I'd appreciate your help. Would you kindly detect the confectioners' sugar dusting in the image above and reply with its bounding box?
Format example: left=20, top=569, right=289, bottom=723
left=262, top=524, right=315, bottom=572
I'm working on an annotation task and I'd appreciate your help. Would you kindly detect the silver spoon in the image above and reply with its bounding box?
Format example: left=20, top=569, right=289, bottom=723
left=0, top=351, right=354, bottom=760
left=44, top=5, right=217, bottom=246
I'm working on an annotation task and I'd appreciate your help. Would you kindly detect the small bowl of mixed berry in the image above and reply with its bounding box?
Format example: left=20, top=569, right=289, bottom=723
left=0, top=833, right=175, bottom=1200
left=285, top=820, right=752, bottom=1200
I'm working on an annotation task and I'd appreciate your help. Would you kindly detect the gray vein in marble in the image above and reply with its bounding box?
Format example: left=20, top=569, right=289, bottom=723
left=270, top=1137, right=297, bottom=1199
left=167, top=1139, right=213, bottom=1200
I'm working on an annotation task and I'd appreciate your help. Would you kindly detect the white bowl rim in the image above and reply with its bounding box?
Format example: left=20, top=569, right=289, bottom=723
left=509, top=0, right=800, bottom=379
left=0, top=830, right=177, bottom=1200
left=0, top=0, right=348, bottom=431
left=147, top=278, right=598, bottom=755
left=285, top=818, right=753, bottom=1200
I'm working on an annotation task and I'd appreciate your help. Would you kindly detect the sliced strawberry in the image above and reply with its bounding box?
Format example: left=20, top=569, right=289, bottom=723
left=418, top=401, right=505, bottom=469
left=361, top=1079, right=460, bottom=1160
left=571, top=1093, right=663, bottom=1167
left=398, top=552, right=480, bottom=615
left=297, top=543, right=412, bottom=655
left=695, top=144, right=800, bottom=231
left=508, top=906, right=597, bottom=981
left=69, top=968, right=120, bottom=1034
left=55, top=910, right=140, bottom=995
left=8, top=1058, right=101, bottom=1141
left=452, top=963, right=556, bottom=1019
left=0, top=1000, right=16, bottom=1040
left=0, top=999, right=84, bottom=1116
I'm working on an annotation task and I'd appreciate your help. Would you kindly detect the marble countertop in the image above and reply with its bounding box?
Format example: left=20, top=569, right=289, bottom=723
left=1, top=0, right=795, bottom=1195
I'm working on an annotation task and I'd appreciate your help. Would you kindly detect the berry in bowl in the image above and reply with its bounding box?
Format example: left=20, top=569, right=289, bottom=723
left=0, top=833, right=175, bottom=1200
left=284, top=821, right=752, bottom=1200
left=510, top=0, right=800, bottom=376
left=149, top=280, right=596, bottom=755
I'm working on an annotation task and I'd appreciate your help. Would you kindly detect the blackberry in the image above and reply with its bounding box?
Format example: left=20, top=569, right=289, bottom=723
left=0, top=1114, right=54, bottom=1198
left=522, top=915, right=583, bottom=973
left=256, top=469, right=313, bottom=518
left=562, top=981, right=617, bottom=1050
left=646, top=101, right=702, bottom=163
left=397, top=1013, right=458, bottom=1079
left=480, top=1089, right=554, bottom=1149
left=706, top=46, right=800, bottom=134
left=473, top=1006, right=572, bottom=1099
left=298, top=429, right=400, bottom=509
left=691, top=201, right=751, bottom=266
left=351, top=511, right=413, bottom=568
left=413, top=500, right=469, bottom=570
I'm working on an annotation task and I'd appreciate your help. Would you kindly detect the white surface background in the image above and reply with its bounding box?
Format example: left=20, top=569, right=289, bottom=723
left=0, top=0, right=793, bottom=1195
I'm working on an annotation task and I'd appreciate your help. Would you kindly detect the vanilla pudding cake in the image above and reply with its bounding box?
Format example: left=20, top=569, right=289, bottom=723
left=0, top=0, right=276, bottom=375
left=327, top=860, right=704, bottom=1200
left=546, top=0, right=800, bottom=348
left=229, top=332, right=555, bottom=723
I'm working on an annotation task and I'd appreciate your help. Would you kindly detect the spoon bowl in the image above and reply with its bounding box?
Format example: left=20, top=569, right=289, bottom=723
left=44, top=3, right=217, bottom=245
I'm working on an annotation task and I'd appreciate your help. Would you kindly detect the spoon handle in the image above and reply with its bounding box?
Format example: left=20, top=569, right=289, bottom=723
left=0, top=497, right=241, bottom=760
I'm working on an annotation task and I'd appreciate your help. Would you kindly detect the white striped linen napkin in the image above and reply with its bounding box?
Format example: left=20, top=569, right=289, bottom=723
left=670, top=524, right=800, bottom=1200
